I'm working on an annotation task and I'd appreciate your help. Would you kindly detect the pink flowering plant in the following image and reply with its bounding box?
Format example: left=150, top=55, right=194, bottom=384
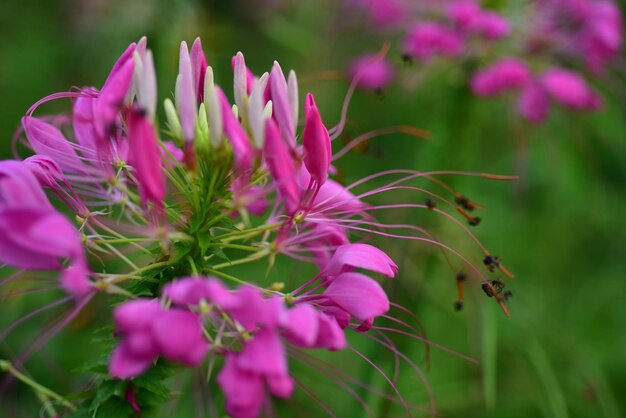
left=342, top=0, right=622, bottom=123
left=1, top=37, right=517, bottom=417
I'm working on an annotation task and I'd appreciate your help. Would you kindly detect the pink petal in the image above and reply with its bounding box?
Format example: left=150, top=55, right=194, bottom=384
left=264, top=118, right=300, bottom=214
left=323, top=272, right=390, bottom=320
left=237, top=329, right=287, bottom=376
left=267, top=373, right=294, bottom=398
left=190, top=38, right=208, bottom=102
left=22, top=117, right=86, bottom=173
left=126, top=110, right=166, bottom=207
left=518, top=82, right=550, bottom=124
left=114, top=299, right=162, bottom=332
left=270, top=62, right=296, bottom=147
left=109, top=340, right=155, bottom=379
left=177, top=41, right=197, bottom=142
left=60, top=262, right=92, bottom=297
left=284, top=304, right=319, bottom=347
left=324, top=243, right=397, bottom=278
left=0, top=160, right=51, bottom=206
left=302, top=93, right=331, bottom=186
left=313, top=313, right=346, bottom=350
left=217, top=88, right=254, bottom=173
left=218, top=353, right=264, bottom=418
left=151, top=309, right=209, bottom=366
left=95, top=58, right=134, bottom=141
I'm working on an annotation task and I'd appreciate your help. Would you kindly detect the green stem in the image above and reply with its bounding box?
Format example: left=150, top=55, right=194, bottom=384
left=0, top=360, right=76, bottom=412
left=109, top=260, right=173, bottom=285
left=203, top=268, right=252, bottom=287
left=211, top=249, right=271, bottom=270
left=204, top=243, right=262, bottom=252
left=219, top=223, right=281, bottom=242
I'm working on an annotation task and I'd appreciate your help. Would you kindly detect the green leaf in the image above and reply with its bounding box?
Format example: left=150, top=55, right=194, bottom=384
left=92, top=396, right=134, bottom=418
left=89, top=380, right=125, bottom=412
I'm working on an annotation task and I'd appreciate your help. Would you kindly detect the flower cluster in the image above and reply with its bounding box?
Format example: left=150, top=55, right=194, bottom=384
left=346, top=0, right=622, bottom=123
left=2, top=36, right=515, bottom=417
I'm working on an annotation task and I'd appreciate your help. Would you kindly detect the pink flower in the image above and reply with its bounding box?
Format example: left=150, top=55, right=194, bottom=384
left=0, top=160, right=91, bottom=296
left=347, top=54, right=395, bottom=90
left=581, top=1, right=623, bottom=73
left=361, top=0, right=406, bottom=27
left=471, top=58, right=531, bottom=96
left=109, top=299, right=209, bottom=378
left=477, top=12, right=510, bottom=40
left=404, top=23, right=464, bottom=61
left=541, top=68, right=602, bottom=110
left=302, top=93, right=331, bottom=187
left=518, top=82, right=550, bottom=124
left=448, top=1, right=483, bottom=33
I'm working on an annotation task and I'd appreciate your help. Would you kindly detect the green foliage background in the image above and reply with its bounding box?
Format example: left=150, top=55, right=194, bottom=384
left=1, top=0, right=625, bottom=416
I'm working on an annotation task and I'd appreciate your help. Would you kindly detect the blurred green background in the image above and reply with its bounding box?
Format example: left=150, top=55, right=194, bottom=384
left=1, top=0, right=626, bottom=417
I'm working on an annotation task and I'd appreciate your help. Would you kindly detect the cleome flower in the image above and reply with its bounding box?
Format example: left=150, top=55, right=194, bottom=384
left=1, top=36, right=517, bottom=417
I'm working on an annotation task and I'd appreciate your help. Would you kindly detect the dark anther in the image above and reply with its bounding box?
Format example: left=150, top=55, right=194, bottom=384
left=468, top=216, right=481, bottom=226
left=481, top=279, right=505, bottom=298
left=481, top=282, right=494, bottom=297
left=491, top=279, right=505, bottom=293
left=456, top=272, right=467, bottom=282
left=483, top=255, right=500, bottom=272
left=455, top=194, right=476, bottom=211
left=425, top=198, right=436, bottom=209
left=401, top=53, right=413, bottom=65
left=453, top=300, right=464, bottom=311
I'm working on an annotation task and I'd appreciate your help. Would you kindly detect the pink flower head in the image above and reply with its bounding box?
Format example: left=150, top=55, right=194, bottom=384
left=541, top=68, right=603, bottom=110
left=322, top=243, right=398, bottom=279
left=126, top=109, right=166, bottom=209
left=362, top=0, right=406, bottom=27
left=404, top=23, right=464, bottom=61
left=264, top=118, right=300, bottom=215
left=581, top=1, right=623, bottom=73
left=471, top=58, right=531, bottom=96
left=110, top=299, right=209, bottom=378
left=448, top=1, right=483, bottom=33
left=322, top=272, right=390, bottom=321
left=477, top=11, right=510, bottom=40
left=518, top=82, right=550, bottom=124
left=347, top=54, right=395, bottom=91
left=302, top=93, right=331, bottom=187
